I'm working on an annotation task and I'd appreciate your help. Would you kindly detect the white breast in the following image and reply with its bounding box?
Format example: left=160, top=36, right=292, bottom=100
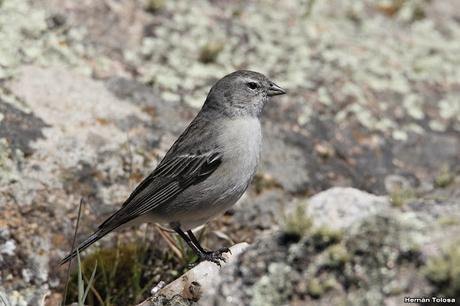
left=217, top=117, right=262, bottom=183
left=167, top=117, right=262, bottom=229
left=219, top=117, right=261, bottom=158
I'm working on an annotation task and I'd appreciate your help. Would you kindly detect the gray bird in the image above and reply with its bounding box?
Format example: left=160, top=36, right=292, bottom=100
left=61, top=70, right=286, bottom=265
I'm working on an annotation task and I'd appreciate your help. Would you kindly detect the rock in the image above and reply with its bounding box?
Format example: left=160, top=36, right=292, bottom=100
left=307, top=187, right=390, bottom=229
left=0, top=287, right=50, bottom=306
left=202, top=186, right=460, bottom=306
left=0, top=240, right=16, bottom=257
left=0, top=66, right=169, bottom=304
left=260, top=124, right=311, bottom=193
left=0, top=98, right=48, bottom=155
left=138, top=243, right=249, bottom=306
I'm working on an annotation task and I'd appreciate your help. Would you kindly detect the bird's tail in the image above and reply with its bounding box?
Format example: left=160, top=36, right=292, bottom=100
left=60, top=229, right=109, bottom=265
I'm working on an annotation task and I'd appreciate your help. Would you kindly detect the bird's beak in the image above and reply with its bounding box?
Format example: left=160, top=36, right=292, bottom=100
left=267, top=82, right=286, bottom=96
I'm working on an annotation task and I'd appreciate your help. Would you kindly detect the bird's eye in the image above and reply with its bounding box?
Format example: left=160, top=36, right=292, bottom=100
left=247, top=82, right=258, bottom=90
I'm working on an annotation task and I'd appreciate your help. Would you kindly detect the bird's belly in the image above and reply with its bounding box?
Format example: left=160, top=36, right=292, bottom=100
left=156, top=160, right=255, bottom=230
left=152, top=117, right=262, bottom=230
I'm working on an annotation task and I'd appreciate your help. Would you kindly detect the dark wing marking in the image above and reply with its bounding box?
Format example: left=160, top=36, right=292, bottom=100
left=98, top=151, right=222, bottom=230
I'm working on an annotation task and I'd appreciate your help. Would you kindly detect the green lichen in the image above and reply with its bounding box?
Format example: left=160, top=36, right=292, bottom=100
left=434, top=165, right=455, bottom=188
left=306, top=278, right=324, bottom=298
left=127, top=0, right=460, bottom=142
left=0, top=0, right=94, bottom=79
left=310, top=226, right=343, bottom=250
left=253, top=173, right=282, bottom=194
left=424, top=244, right=460, bottom=298
left=324, top=244, right=350, bottom=268
left=389, top=186, right=416, bottom=207
left=251, top=262, right=293, bottom=306
left=437, top=217, right=460, bottom=227
left=199, top=41, right=224, bottom=64
left=283, top=201, right=312, bottom=237
left=300, top=213, right=426, bottom=304
left=144, top=0, right=166, bottom=13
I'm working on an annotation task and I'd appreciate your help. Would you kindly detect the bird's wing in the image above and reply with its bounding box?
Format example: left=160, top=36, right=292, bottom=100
left=98, top=150, right=222, bottom=230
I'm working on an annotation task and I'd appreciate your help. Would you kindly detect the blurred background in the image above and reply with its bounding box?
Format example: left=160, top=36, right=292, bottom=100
left=0, top=0, right=459, bottom=305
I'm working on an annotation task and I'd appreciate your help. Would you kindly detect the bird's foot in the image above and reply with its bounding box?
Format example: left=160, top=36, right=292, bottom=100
left=200, top=247, right=231, bottom=267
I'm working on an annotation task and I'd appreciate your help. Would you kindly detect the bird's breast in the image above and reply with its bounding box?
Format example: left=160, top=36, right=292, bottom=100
left=217, top=117, right=262, bottom=184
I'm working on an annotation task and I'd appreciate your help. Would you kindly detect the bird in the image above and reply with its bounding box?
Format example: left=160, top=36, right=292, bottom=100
left=61, top=70, right=286, bottom=266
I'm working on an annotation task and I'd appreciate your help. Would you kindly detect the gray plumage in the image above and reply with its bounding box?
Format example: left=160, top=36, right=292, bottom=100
left=61, top=70, right=285, bottom=264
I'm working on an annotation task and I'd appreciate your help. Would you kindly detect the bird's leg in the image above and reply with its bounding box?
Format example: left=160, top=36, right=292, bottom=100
left=172, top=226, right=222, bottom=265
left=186, top=230, right=208, bottom=253
left=186, top=230, right=231, bottom=265
left=173, top=226, right=203, bottom=258
left=171, top=225, right=228, bottom=266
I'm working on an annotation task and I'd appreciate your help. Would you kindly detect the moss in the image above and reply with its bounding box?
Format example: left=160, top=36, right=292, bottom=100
left=253, top=173, right=282, bottom=194
left=424, top=245, right=460, bottom=298
left=411, top=5, right=426, bottom=21
left=295, top=213, right=424, bottom=305
left=324, top=244, right=350, bottom=268
left=434, top=165, right=455, bottom=188
left=307, top=278, right=323, bottom=298
left=199, top=41, right=224, bottom=64
left=310, top=226, right=343, bottom=251
left=348, top=214, right=423, bottom=259
left=283, top=202, right=312, bottom=237
left=437, top=217, right=460, bottom=227
left=144, top=0, right=166, bottom=13
left=389, top=187, right=415, bottom=208
left=323, top=276, right=340, bottom=291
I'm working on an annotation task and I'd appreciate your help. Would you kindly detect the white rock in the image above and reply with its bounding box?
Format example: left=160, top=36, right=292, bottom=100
left=307, top=187, right=390, bottom=229
left=0, top=240, right=16, bottom=256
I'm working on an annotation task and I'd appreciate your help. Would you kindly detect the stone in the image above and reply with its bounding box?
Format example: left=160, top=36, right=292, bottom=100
left=307, top=187, right=390, bottom=229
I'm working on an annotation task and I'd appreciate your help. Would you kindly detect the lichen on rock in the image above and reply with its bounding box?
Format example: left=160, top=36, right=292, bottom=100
left=203, top=187, right=460, bottom=305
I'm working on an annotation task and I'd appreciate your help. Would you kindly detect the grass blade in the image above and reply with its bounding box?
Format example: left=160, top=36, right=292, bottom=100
left=82, top=261, right=98, bottom=303
left=77, top=249, right=85, bottom=306
left=62, top=197, right=85, bottom=305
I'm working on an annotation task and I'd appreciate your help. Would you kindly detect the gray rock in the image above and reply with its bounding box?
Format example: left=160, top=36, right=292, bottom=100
left=307, top=187, right=390, bottom=229
left=1, top=66, right=163, bottom=304
left=0, top=99, right=48, bottom=155
left=202, top=186, right=460, bottom=306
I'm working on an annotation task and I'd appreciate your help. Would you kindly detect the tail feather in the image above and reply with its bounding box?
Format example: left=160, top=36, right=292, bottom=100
left=60, top=230, right=108, bottom=265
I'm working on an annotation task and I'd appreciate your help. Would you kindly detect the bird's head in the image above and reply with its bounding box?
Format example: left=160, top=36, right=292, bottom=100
left=204, top=70, right=286, bottom=118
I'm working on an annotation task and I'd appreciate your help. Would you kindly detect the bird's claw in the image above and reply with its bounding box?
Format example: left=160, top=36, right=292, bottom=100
left=200, top=247, right=231, bottom=267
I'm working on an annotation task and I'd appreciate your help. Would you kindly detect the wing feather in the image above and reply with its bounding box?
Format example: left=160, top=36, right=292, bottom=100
left=98, top=151, right=222, bottom=230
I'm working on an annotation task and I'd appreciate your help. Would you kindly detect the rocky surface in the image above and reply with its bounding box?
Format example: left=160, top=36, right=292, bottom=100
left=201, top=187, right=460, bottom=306
left=0, top=0, right=459, bottom=305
